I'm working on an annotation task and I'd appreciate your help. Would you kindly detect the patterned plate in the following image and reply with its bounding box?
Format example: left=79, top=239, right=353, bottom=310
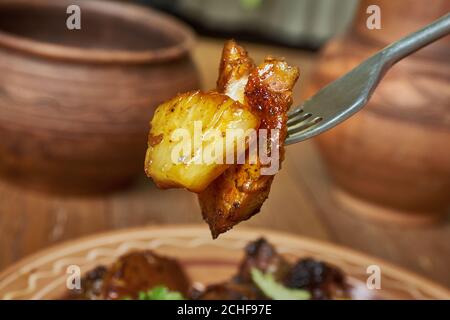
left=0, top=225, right=448, bottom=299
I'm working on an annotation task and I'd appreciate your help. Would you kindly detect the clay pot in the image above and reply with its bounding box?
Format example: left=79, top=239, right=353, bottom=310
left=308, top=0, right=450, bottom=224
left=0, top=0, right=200, bottom=194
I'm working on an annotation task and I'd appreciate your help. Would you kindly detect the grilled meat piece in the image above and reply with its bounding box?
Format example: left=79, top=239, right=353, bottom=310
left=68, top=265, right=107, bottom=300
left=199, top=41, right=299, bottom=238
left=195, top=238, right=288, bottom=300
left=285, top=258, right=350, bottom=300
left=197, top=238, right=350, bottom=300
left=70, top=251, right=190, bottom=300
left=235, top=237, right=291, bottom=283
left=67, top=238, right=350, bottom=300
left=101, top=251, right=190, bottom=300
left=216, top=39, right=255, bottom=103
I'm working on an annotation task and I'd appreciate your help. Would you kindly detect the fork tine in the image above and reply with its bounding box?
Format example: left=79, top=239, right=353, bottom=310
left=285, top=124, right=321, bottom=144
left=287, top=116, right=322, bottom=135
left=286, top=111, right=312, bottom=126
left=287, top=107, right=304, bottom=117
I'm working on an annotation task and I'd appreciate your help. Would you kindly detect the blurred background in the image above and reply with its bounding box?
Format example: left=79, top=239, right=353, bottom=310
left=0, top=0, right=448, bottom=289
left=140, top=0, right=358, bottom=49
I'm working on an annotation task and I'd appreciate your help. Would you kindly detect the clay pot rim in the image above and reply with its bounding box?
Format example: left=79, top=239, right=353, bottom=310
left=0, top=0, right=196, bottom=64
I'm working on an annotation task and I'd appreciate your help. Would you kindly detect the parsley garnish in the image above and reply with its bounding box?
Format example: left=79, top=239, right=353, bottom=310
left=124, top=286, right=184, bottom=300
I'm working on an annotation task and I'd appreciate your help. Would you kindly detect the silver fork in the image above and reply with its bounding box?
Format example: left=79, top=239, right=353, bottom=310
left=285, top=13, right=450, bottom=145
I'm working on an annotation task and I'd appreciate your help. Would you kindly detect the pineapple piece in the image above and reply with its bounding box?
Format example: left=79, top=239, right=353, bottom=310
left=145, top=90, right=260, bottom=193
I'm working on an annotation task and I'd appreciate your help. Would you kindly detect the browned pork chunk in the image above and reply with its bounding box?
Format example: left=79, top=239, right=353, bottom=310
left=70, top=251, right=190, bottom=300
left=199, top=41, right=299, bottom=238
left=196, top=238, right=349, bottom=300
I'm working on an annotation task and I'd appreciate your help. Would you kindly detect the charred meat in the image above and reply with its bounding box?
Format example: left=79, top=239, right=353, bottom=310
left=70, top=250, right=190, bottom=300
left=68, top=238, right=349, bottom=300
left=196, top=238, right=349, bottom=300
left=199, top=41, right=299, bottom=238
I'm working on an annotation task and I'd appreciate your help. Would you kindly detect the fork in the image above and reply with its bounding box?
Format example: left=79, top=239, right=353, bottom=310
left=285, top=13, right=450, bottom=145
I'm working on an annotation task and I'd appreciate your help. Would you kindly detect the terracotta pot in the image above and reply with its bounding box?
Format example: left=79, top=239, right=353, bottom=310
left=308, top=0, right=450, bottom=225
left=0, top=0, right=200, bottom=194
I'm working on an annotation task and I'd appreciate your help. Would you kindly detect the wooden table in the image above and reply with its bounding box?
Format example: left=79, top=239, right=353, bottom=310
left=0, top=37, right=449, bottom=288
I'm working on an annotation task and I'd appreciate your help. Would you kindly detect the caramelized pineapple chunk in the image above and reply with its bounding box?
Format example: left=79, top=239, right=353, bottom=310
left=144, top=91, right=260, bottom=193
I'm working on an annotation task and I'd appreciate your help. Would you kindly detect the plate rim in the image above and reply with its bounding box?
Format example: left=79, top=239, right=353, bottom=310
left=0, top=224, right=449, bottom=299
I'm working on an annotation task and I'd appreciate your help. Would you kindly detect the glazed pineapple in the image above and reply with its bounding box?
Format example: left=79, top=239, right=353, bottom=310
left=145, top=91, right=259, bottom=193
left=145, top=40, right=299, bottom=238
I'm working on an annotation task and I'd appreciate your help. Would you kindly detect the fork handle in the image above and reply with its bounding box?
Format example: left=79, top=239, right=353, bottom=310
left=383, top=13, right=450, bottom=65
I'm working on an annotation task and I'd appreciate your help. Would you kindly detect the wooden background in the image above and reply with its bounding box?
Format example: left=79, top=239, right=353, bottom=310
left=0, top=38, right=449, bottom=288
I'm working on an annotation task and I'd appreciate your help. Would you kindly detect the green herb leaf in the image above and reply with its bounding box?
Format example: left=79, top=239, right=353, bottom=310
left=125, top=286, right=184, bottom=300
left=251, top=268, right=311, bottom=300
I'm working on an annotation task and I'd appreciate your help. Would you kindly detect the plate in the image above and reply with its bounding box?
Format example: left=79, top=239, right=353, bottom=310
left=0, top=225, right=448, bottom=299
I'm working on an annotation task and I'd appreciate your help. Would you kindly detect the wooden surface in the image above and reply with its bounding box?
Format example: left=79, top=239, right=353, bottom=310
left=0, top=37, right=449, bottom=288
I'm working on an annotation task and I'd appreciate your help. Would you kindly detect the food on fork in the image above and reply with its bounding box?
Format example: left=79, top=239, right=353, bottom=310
left=144, top=40, right=299, bottom=238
